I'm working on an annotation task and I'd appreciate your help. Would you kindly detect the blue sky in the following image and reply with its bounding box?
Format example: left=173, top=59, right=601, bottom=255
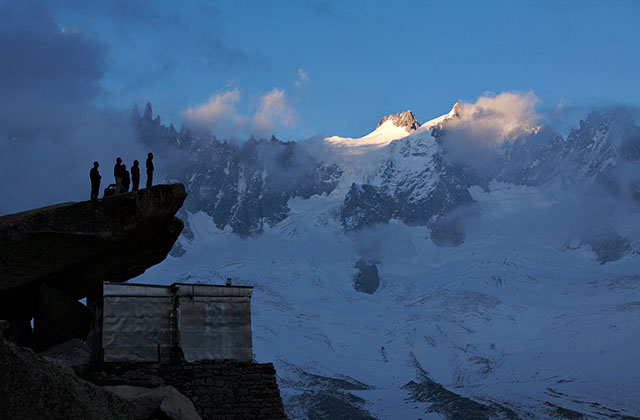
left=6, top=0, right=640, bottom=139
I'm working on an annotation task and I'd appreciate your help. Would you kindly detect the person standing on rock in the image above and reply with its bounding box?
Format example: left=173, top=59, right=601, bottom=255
left=114, top=157, right=124, bottom=188
left=131, top=160, right=141, bottom=191
left=146, top=152, right=154, bottom=189
left=90, top=161, right=101, bottom=200
left=122, top=164, right=131, bottom=192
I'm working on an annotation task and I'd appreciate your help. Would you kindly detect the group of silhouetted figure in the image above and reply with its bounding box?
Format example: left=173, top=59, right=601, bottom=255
left=90, top=153, right=154, bottom=200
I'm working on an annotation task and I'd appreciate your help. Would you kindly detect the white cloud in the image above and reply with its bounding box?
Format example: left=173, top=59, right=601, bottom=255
left=439, top=91, right=542, bottom=170
left=294, top=68, right=310, bottom=87
left=253, top=88, right=297, bottom=136
left=450, top=91, right=540, bottom=144
left=182, top=88, right=242, bottom=129
left=182, top=86, right=298, bottom=139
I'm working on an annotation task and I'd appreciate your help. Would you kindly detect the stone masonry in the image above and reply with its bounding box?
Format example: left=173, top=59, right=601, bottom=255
left=87, top=360, right=288, bottom=420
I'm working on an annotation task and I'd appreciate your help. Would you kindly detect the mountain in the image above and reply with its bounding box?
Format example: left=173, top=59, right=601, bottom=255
left=133, top=104, right=341, bottom=236
left=131, top=103, right=640, bottom=419
left=316, top=105, right=473, bottom=232
left=561, top=109, right=640, bottom=198
left=340, top=129, right=473, bottom=231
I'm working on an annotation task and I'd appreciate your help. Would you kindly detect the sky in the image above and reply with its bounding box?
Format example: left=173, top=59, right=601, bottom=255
left=1, top=0, right=640, bottom=214
left=7, top=0, right=637, bottom=140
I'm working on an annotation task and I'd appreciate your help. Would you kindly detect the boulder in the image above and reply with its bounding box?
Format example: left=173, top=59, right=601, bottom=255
left=353, top=259, right=380, bottom=294
left=0, top=334, right=136, bottom=420
left=430, top=218, right=465, bottom=247
left=0, top=184, right=187, bottom=347
left=104, top=385, right=202, bottom=420
left=582, top=226, right=631, bottom=264
left=39, top=338, right=91, bottom=374
left=33, top=284, right=91, bottom=351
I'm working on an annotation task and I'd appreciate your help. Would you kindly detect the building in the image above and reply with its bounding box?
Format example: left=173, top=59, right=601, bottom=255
left=88, top=282, right=253, bottom=363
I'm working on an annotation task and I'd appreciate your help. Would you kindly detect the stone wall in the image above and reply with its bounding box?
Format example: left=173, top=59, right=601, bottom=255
left=87, top=360, right=288, bottom=420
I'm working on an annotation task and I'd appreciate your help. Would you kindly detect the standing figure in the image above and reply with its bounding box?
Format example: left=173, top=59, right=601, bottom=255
left=146, top=152, right=154, bottom=189
left=114, top=157, right=124, bottom=187
left=90, top=161, right=101, bottom=200
left=122, top=164, right=131, bottom=192
left=131, top=160, right=140, bottom=191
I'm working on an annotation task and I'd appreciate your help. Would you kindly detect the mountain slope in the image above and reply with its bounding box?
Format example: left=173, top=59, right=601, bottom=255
left=132, top=103, right=640, bottom=419
left=134, top=104, right=341, bottom=235
left=136, top=182, right=640, bottom=419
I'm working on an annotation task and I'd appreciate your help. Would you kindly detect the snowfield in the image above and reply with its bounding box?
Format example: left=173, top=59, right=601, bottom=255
left=135, top=182, right=640, bottom=419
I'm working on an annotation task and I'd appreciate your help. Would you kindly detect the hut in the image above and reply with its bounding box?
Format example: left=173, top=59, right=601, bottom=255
left=87, top=282, right=253, bottom=363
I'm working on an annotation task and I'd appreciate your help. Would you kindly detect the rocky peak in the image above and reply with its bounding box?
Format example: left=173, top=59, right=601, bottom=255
left=570, top=107, right=639, bottom=151
left=130, top=104, right=140, bottom=121
left=579, top=108, right=636, bottom=132
left=450, top=102, right=461, bottom=118
left=376, top=111, right=420, bottom=133
left=143, top=102, right=153, bottom=120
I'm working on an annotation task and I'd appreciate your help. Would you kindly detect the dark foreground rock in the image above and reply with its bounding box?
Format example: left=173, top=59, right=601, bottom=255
left=0, top=334, right=135, bottom=420
left=104, top=385, right=201, bottom=420
left=0, top=184, right=187, bottom=348
left=0, top=183, right=186, bottom=298
left=85, top=360, right=289, bottom=420
left=39, top=337, right=92, bottom=374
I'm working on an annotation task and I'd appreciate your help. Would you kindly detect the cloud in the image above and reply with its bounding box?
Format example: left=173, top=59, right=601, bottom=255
left=253, top=88, right=298, bottom=136
left=182, top=88, right=247, bottom=136
left=449, top=91, right=540, bottom=144
left=294, top=68, right=310, bottom=88
left=0, top=2, right=108, bottom=131
left=0, top=2, right=146, bottom=215
left=181, top=86, right=298, bottom=139
left=438, top=91, right=541, bottom=169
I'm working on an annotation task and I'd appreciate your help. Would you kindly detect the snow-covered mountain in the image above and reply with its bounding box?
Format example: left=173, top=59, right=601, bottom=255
left=134, top=103, right=341, bottom=236
left=133, top=102, right=640, bottom=419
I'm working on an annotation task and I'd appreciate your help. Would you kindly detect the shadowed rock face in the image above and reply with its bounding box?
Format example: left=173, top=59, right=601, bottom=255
left=0, top=183, right=187, bottom=348
left=353, top=259, right=380, bottom=294
left=0, top=183, right=186, bottom=298
left=0, top=334, right=136, bottom=420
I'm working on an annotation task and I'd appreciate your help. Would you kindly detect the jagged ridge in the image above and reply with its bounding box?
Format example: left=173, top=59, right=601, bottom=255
left=376, top=110, right=420, bottom=132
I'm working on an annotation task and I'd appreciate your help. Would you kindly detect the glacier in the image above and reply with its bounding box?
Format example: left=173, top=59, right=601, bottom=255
left=133, top=103, right=640, bottom=419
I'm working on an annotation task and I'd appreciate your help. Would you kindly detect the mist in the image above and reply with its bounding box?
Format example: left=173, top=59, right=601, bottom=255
left=0, top=2, right=147, bottom=215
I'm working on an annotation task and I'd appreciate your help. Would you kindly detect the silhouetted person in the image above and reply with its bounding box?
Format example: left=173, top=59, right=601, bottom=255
left=122, top=164, right=130, bottom=192
left=131, top=160, right=140, bottom=191
left=90, top=161, right=101, bottom=200
left=146, top=152, right=154, bottom=189
left=114, top=157, right=124, bottom=187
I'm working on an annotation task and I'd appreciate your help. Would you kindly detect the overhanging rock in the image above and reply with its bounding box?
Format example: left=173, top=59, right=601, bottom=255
left=0, top=184, right=187, bottom=348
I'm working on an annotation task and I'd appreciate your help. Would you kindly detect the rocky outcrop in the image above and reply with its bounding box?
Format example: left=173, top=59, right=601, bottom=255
left=582, top=227, right=631, bottom=264
left=0, top=183, right=187, bottom=348
left=341, top=184, right=393, bottom=230
left=104, top=385, right=202, bottom=420
left=376, top=111, right=420, bottom=132
left=33, top=283, right=92, bottom=351
left=40, top=338, right=92, bottom=374
left=353, top=259, right=380, bottom=294
left=0, top=334, right=136, bottom=420
left=402, top=377, right=521, bottom=420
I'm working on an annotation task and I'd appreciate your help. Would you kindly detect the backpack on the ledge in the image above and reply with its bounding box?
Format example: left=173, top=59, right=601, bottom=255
left=103, top=184, right=117, bottom=197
